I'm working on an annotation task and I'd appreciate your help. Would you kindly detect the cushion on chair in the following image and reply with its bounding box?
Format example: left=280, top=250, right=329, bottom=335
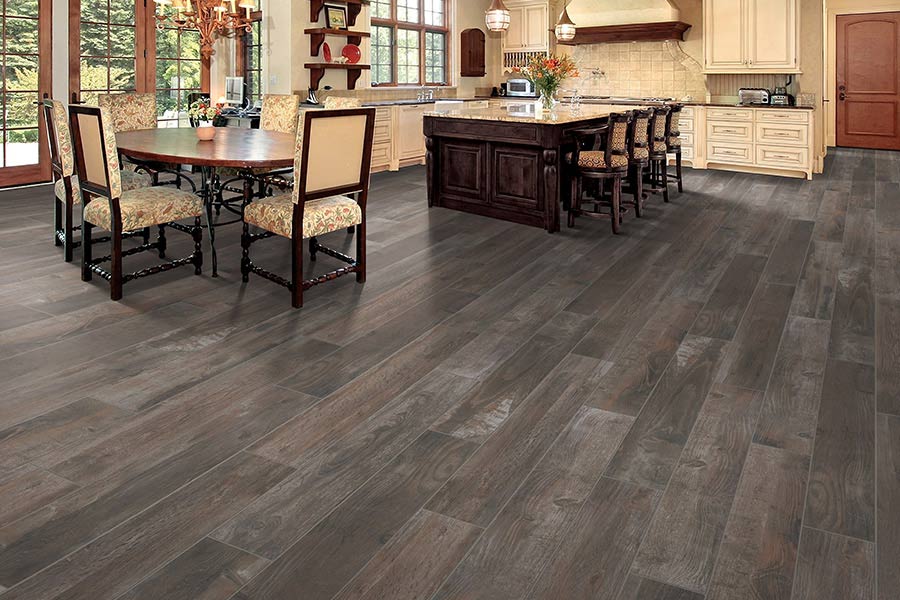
left=83, top=187, right=202, bottom=232
left=653, top=141, right=668, bottom=153
left=244, top=193, right=362, bottom=239
left=260, top=94, right=301, bottom=134
left=570, top=150, right=629, bottom=170
left=632, top=147, right=650, bottom=160
left=55, top=170, right=153, bottom=204
left=668, top=136, right=682, bottom=147
left=98, top=93, right=158, bottom=132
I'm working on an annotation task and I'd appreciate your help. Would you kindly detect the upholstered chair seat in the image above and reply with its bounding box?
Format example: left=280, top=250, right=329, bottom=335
left=668, top=135, right=681, bottom=147
left=244, top=194, right=362, bottom=239
left=566, top=150, right=629, bottom=170
left=633, top=146, right=650, bottom=159
left=83, top=187, right=203, bottom=233
left=55, top=170, right=152, bottom=204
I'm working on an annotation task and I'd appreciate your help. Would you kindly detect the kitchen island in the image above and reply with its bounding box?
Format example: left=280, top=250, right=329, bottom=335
left=424, top=102, right=633, bottom=232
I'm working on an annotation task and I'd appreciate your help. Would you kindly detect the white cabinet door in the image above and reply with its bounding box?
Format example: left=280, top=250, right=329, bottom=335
left=524, top=5, right=547, bottom=50
left=748, top=0, right=797, bottom=70
left=704, top=0, right=746, bottom=71
left=504, top=6, right=526, bottom=49
left=397, top=105, right=426, bottom=161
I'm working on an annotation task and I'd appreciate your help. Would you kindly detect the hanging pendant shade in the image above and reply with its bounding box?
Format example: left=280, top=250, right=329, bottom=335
left=554, top=5, right=576, bottom=41
left=485, top=0, right=511, bottom=32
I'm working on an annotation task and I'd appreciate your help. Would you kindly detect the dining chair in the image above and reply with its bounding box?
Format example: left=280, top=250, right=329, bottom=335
left=626, top=108, right=652, bottom=218
left=240, top=107, right=376, bottom=308
left=566, top=111, right=632, bottom=234
left=42, top=98, right=153, bottom=262
left=647, top=105, right=671, bottom=203
left=69, top=105, right=204, bottom=301
left=666, top=104, right=684, bottom=193
left=323, top=96, right=362, bottom=109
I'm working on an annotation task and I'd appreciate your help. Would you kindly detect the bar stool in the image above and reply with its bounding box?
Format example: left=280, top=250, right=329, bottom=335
left=566, top=112, right=632, bottom=234
left=626, top=109, right=652, bottom=217
left=667, top=104, right=684, bottom=193
left=646, top=105, right=671, bottom=203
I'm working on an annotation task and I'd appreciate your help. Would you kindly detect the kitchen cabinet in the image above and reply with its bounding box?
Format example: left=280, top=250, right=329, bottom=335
left=397, top=104, right=428, bottom=166
left=703, top=0, right=799, bottom=73
left=460, top=28, right=486, bottom=77
left=503, top=2, right=548, bottom=51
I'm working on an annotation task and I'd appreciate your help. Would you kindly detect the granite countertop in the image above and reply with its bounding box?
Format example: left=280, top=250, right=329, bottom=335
left=424, top=103, right=643, bottom=124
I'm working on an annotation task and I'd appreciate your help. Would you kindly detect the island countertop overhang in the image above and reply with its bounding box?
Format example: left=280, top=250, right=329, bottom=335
left=423, top=103, right=647, bottom=125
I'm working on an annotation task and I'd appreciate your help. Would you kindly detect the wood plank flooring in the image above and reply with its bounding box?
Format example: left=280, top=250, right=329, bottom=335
left=0, top=148, right=898, bottom=599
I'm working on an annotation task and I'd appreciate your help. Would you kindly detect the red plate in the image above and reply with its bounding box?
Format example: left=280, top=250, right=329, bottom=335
left=323, top=42, right=332, bottom=62
left=341, top=44, right=361, bottom=64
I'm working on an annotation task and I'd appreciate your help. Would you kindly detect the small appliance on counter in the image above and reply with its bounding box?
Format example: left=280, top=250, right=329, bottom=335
left=738, top=87, right=770, bottom=105
left=770, top=86, right=795, bottom=106
left=506, top=78, right=537, bottom=97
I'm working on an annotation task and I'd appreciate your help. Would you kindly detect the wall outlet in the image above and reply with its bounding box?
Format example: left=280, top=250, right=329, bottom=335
left=270, top=75, right=278, bottom=86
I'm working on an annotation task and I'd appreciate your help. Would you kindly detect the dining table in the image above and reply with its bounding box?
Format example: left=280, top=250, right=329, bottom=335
left=116, top=127, right=295, bottom=276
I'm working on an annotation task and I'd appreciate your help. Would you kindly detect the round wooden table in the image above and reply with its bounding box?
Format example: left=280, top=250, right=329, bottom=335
left=116, top=127, right=295, bottom=276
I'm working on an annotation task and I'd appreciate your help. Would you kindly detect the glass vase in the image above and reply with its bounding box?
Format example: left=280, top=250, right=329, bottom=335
left=538, top=88, right=557, bottom=112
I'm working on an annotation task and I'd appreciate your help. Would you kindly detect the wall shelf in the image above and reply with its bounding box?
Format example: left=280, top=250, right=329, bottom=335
left=305, top=63, right=371, bottom=90
left=309, top=0, right=363, bottom=27
left=305, top=28, right=370, bottom=57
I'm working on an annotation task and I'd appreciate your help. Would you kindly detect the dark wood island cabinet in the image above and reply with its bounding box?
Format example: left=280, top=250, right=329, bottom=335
left=424, top=103, right=630, bottom=232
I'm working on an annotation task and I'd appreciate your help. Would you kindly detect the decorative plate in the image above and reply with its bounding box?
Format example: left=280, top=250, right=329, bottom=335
left=341, top=44, right=361, bottom=64
left=323, top=42, right=332, bottom=62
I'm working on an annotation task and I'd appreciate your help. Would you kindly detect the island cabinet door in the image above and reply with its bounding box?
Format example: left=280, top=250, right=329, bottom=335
left=439, top=140, right=489, bottom=201
left=490, top=145, right=544, bottom=213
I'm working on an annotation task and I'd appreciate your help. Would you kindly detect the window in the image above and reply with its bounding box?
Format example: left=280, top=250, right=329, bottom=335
left=155, top=25, right=201, bottom=127
left=371, top=0, right=448, bottom=86
left=76, top=0, right=140, bottom=105
left=237, top=15, right=262, bottom=106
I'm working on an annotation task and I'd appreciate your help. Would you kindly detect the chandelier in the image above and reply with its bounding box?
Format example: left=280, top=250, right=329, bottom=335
left=153, top=0, right=257, bottom=59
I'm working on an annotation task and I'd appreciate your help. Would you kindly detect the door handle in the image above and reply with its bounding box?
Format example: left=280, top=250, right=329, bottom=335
left=839, top=91, right=846, bottom=101
left=838, top=85, right=846, bottom=101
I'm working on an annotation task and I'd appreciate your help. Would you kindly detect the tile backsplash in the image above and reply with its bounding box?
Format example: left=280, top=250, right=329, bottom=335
left=568, top=40, right=708, bottom=100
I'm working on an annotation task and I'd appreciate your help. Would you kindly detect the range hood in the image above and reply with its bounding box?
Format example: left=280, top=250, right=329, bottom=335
left=556, top=0, right=691, bottom=45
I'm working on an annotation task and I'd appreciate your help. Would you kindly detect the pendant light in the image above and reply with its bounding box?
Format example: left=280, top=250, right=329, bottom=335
left=554, top=3, right=576, bottom=42
left=485, top=0, right=510, bottom=32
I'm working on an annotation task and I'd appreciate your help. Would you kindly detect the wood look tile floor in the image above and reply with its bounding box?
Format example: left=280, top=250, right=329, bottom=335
left=0, top=147, right=897, bottom=600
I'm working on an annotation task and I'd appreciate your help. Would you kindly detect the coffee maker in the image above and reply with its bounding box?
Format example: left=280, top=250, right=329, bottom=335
left=770, top=86, right=795, bottom=106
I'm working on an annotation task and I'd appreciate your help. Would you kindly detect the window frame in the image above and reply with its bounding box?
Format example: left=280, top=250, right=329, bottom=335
left=236, top=11, right=263, bottom=107
left=370, top=0, right=450, bottom=87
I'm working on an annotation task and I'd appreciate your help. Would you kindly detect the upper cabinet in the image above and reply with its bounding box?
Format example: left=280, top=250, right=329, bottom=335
left=503, top=1, right=549, bottom=51
left=704, top=0, right=799, bottom=73
left=460, top=28, right=486, bottom=77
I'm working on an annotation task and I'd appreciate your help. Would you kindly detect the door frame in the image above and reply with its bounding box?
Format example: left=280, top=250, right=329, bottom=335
left=826, top=0, right=900, bottom=147
left=0, top=0, right=52, bottom=187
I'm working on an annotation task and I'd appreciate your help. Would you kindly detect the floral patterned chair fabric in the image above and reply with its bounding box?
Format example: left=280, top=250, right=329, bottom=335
left=97, top=93, right=158, bottom=132
left=55, top=171, right=154, bottom=205
left=652, top=109, right=669, bottom=153
left=46, top=99, right=75, bottom=177
left=244, top=194, right=362, bottom=239
left=84, top=186, right=203, bottom=232
left=260, top=94, right=301, bottom=134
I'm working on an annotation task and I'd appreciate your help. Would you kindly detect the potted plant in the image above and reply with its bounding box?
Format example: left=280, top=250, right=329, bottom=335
left=513, top=54, right=579, bottom=112
left=188, top=98, right=222, bottom=141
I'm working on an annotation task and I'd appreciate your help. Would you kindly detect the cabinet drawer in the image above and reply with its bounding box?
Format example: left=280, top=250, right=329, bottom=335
left=755, top=122, right=808, bottom=146
left=707, top=120, right=754, bottom=142
left=375, top=107, right=392, bottom=121
left=707, top=141, right=753, bottom=164
left=706, top=107, right=754, bottom=121
left=680, top=146, right=694, bottom=160
left=679, top=132, right=694, bottom=148
left=374, top=121, right=392, bottom=143
left=756, top=109, right=809, bottom=124
left=680, top=107, right=695, bottom=119
left=678, top=118, right=694, bottom=133
left=756, top=144, right=810, bottom=169
left=371, top=142, right=392, bottom=167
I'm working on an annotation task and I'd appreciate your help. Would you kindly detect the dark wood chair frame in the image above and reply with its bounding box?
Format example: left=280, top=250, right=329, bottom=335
left=625, top=109, right=653, bottom=218
left=69, top=105, right=204, bottom=301
left=240, top=107, right=376, bottom=308
left=566, top=111, right=633, bottom=235
left=646, top=105, right=671, bottom=204
left=666, top=104, right=684, bottom=193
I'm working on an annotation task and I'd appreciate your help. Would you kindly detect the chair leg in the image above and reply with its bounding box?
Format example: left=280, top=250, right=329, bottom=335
left=81, top=220, right=93, bottom=282
left=662, top=161, right=670, bottom=203
left=240, top=222, right=251, bottom=283
left=192, top=217, right=203, bottom=275
left=110, top=227, right=123, bottom=301
left=568, top=174, right=578, bottom=228
left=309, top=237, right=318, bottom=261
left=356, top=218, right=366, bottom=283
left=142, top=226, right=151, bottom=245
left=157, top=224, right=167, bottom=259
left=676, top=152, right=683, bottom=193
left=64, top=200, right=75, bottom=263
left=633, top=165, right=643, bottom=218
left=54, top=198, right=63, bottom=247
left=611, top=177, right=622, bottom=235
left=347, top=226, right=355, bottom=234
left=291, top=233, right=303, bottom=309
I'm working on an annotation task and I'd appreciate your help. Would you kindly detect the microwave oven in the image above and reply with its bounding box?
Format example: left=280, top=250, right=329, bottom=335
left=506, top=78, right=536, bottom=97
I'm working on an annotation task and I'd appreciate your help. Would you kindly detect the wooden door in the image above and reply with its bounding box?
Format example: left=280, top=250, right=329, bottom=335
left=836, top=12, right=900, bottom=150
left=704, top=0, right=747, bottom=71
left=0, top=0, right=51, bottom=187
left=748, top=0, right=797, bottom=70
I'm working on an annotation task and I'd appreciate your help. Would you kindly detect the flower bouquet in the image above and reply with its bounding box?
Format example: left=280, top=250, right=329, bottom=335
left=188, top=98, right=222, bottom=140
left=513, top=54, right=579, bottom=111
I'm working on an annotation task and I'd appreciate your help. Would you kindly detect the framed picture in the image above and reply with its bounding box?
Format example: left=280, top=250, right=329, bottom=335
left=325, top=5, right=347, bottom=29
